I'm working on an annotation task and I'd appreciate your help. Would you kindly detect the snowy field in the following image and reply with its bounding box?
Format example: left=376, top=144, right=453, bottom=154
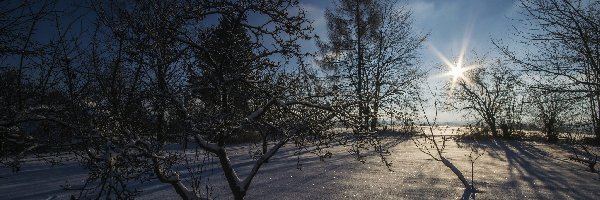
left=1, top=130, right=599, bottom=199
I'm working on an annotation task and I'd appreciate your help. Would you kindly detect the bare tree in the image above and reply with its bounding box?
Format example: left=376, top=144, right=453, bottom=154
left=317, top=0, right=427, bottom=132
left=0, top=0, right=89, bottom=172
left=79, top=1, right=340, bottom=199
left=445, top=57, right=519, bottom=138
left=0, top=0, right=428, bottom=199
left=1, top=0, right=338, bottom=199
left=495, top=0, right=600, bottom=143
left=525, top=85, right=577, bottom=143
left=413, top=97, right=483, bottom=199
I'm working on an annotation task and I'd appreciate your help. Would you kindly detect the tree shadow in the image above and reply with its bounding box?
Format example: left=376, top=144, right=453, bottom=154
left=453, top=138, right=600, bottom=199
left=460, top=188, right=475, bottom=200
left=495, top=140, right=597, bottom=199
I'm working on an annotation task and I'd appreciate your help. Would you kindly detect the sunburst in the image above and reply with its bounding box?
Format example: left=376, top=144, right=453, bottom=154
left=448, top=64, right=467, bottom=81
left=428, top=28, right=479, bottom=93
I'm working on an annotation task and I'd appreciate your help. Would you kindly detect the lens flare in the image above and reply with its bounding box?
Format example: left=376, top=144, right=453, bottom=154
left=428, top=25, right=479, bottom=94
left=449, top=65, right=466, bottom=80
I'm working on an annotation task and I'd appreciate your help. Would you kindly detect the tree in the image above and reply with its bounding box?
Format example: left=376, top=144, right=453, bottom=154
left=526, top=87, right=575, bottom=143
left=413, top=97, right=483, bottom=199
left=495, top=0, right=600, bottom=142
left=1, top=0, right=416, bottom=199
left=318, top=0, right=426, bottom=132
left=187, top=16, right=271, bottom=156
left=0, top=0, right=85, bottom=172
left=1, top=0, right=337, bottom=199
left=445, top=57, right=519, bottom=137
left=85, top=0, right=337, bottom=199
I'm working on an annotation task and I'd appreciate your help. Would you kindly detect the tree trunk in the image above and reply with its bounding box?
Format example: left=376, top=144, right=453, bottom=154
left=370, top=96, right=379, bottom=131
left=546, top=123, right=558, bottom=143
left=216, top=148, right=246, bottom=200
left=487, top=119, right=498, bottom=138
left=355, top=0, right=366, bottom=132
left=500, top=123, right=510, bottom=138
left=371, top=79, right=381, bottom=131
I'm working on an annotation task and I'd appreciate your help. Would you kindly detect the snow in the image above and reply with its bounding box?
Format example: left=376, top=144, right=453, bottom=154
left=1, top=134, right=599, bottom=199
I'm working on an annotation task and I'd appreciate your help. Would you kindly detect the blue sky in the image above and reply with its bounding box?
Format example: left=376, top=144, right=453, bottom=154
left=20, top=0, right=522, bottom=123
left=299, top=0, right=521, bottom=123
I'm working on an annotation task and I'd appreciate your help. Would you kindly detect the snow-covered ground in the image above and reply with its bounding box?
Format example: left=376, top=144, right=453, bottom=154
left=1, top=132, right=599, bottom=199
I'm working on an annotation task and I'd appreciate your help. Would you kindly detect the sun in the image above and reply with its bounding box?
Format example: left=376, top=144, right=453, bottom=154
left=427, top=24, right=481, bottom=92
left=448, top=64, right=467, bottom=80
left=429, top=44, right=477, bottom=88
left=427, top=36, right=479, bottom=93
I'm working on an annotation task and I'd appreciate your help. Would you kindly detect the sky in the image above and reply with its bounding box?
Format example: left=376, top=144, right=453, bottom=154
left=299, top=0, right=522, bottom=123
left=15, top=0, right=523, bottom=124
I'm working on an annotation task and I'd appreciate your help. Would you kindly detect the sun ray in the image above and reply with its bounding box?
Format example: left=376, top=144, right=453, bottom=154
left=428, top=44, right=455, bottom=70
left=456, top=31, right=469, bottom=70
left=428, top=29, right=479, bottom=95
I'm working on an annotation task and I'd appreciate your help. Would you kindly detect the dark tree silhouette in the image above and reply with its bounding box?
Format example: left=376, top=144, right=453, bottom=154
left=526, top=86, right=576, bottom=143
left=445, top=57, right=519, bottom=138
left=1, top=0, right=337, bottom=199
left=318, top=0, right=427, bottom=132
left=496, top=0, right=600, bottom=143
left=0, top=0, right=86, bottom=173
